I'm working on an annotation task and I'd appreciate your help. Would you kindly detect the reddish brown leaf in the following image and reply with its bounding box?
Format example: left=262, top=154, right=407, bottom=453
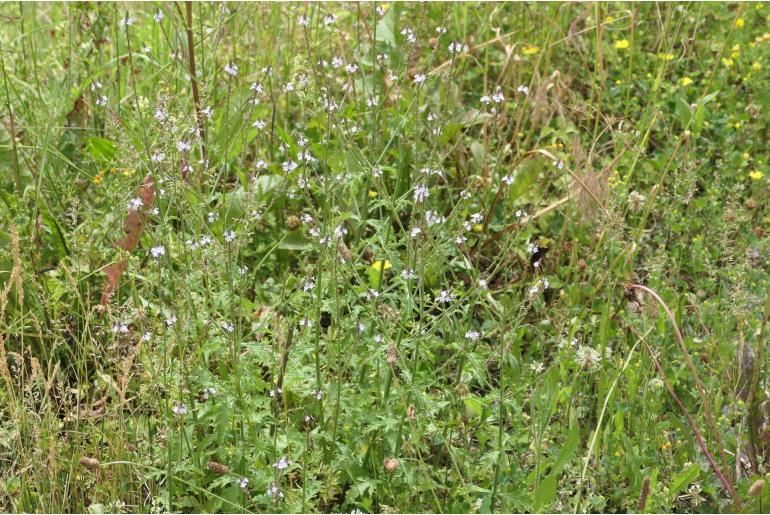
left=100, top=260, right=127, bottom=306
left=100, top=174, right=155, bottom=307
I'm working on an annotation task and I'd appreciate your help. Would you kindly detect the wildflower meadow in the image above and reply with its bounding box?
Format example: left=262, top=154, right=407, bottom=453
left=1, top=2, right=770, bottom=513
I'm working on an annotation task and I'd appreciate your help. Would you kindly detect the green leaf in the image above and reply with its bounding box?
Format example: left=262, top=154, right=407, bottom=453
left=670, top=463, right=700, bottom=497
left=375, top=6, right=397, bottom=48
left=85, top=137, right=116, bottom=163
left=533, top=474, right=557, bottom=513
left=278, top=233, right=312, bottom=251
left=551, top=426, right=580, bottom=475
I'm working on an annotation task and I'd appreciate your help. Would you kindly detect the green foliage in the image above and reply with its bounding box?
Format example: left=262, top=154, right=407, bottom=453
left=1, top=2, right=770, bottom=514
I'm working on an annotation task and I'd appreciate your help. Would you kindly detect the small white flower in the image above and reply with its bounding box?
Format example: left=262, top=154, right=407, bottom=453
left=478, top=279, right=488, bottom=289
left=402, top=268, right=415, bottom=280
left=410, top=227, right=422, bottom=239
left=465, top=330, right=480, bottom=341
left=222, top=322, right=234, bottom=333
left=119, top=16, right=133, bottom=27
left=282, top=160, right=298, bottom=174
left=480, top=95, right=492, bottom=105
left=413, top=73, right=427, bottom=85
left=304, top=277, right=316, bottom=292
left=91, top=80, right=102, bottom=91
left=503, top=174, right=514, bottom=185
left=154, top=10, right=164, bottom=23
left=448, top=42, right=468, bottom=54
left=150, top=245, right=165, bottom=259
left=141, top=332, right=153, bottom=342
left=266, top=482, right=284, bottom=499
left=151, top=151, right=165, bottom=163
left=253, top=119, right=266, bottom=129
left=553, top=159, right=565, bottom=170
left=275, top=456, right=291, bottom=470
left=238, top=477, right=249, bottom=490
left=372, top=166, right=383, bottom=178
left=530, top=361, right=545, bottom=373
left=127, top=197, right=144, bottom=211
left=172, top=403, right=187, bottom=416
left=165, top=314, right=177, bottom=326
left=345, top=63, right=358, bottom=74
left=436, top=290, right=454, bottom=304
left=154, top=108, right=166, bottom=121
left=517, top=84, right=529, bottom=95
left=96, top=95, right=108, bottom=107
left=297, top=15, right=310, bottom=27
left=527, top=242, right=539, bottom=254
left=323, top=13, right=337, bottom=26
left=113, top=323, right=129, bottom=334
left=223, top=62, right=238, bottom=77
left=413, top=185, right=429, bottom=203
left=492, top=90, right=505, bottom=103
left=224, top=230, right=235, bottom=243
left=177, top=141, right=191, bottom=152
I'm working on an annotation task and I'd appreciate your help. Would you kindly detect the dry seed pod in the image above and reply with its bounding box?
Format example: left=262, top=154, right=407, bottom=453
left=79, top=457, right=100, bottom=471
left=749, top=479, right=765, bottom=497
left=383, top=458, right=400, bottom=473
left=337, top=241, right=352, bottom=262
left=386, top=344, right=397, bottom=364
left=208, top=461, right=230, bottom=475
left=285, top=215, right=300, bottom=231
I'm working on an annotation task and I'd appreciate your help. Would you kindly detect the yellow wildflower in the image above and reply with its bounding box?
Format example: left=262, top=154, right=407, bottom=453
left=722, top=57, right=734, bottom=67
left=614, top=39, right=630, bottom=50
left=522, top=44, right=540, bottom=55
left=752, top=61, right=763, bottom=71
left=472, top=224, right=483, bottom=234
left=659, top=52, right=675, bottom=61
left=735, top=17, right=745, bottom=28
left=371, top=260, right=392, bottom=271
left=368, top=190, right=378, bottom=199
left=743, top=152, right=750, bottom=160
left=749, top=170, right=764, bottom=180
left=680, top=77, right=694, bottom=86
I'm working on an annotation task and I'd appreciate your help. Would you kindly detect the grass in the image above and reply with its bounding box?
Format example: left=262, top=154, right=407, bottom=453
left=1, top=1, right=770, bottom=513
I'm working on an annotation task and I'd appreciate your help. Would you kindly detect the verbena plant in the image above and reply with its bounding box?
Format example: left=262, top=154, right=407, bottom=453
left=1, top=2, right=770, bottom=513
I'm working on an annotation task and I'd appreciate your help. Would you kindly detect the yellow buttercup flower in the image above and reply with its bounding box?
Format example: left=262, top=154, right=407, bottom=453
left=680, top=77, right=694, bottom=86
left=371, top=260, right=392, bottom=271
left=752, top=61, right=763, bottom=71
left=615, top=39, right=630, bottom=50
left=522, top=44, right=540, bottom=55
left=743, top=152, right=750, bottom=160
left=749, top=170, right=764, bottom=180
left=368, top=190, right=378, bottom=199
left=722, top=57, right=734, bottom=67
left=735, top=17, right=745, bottom=28
left=659, top=52, right=675, bottom=61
